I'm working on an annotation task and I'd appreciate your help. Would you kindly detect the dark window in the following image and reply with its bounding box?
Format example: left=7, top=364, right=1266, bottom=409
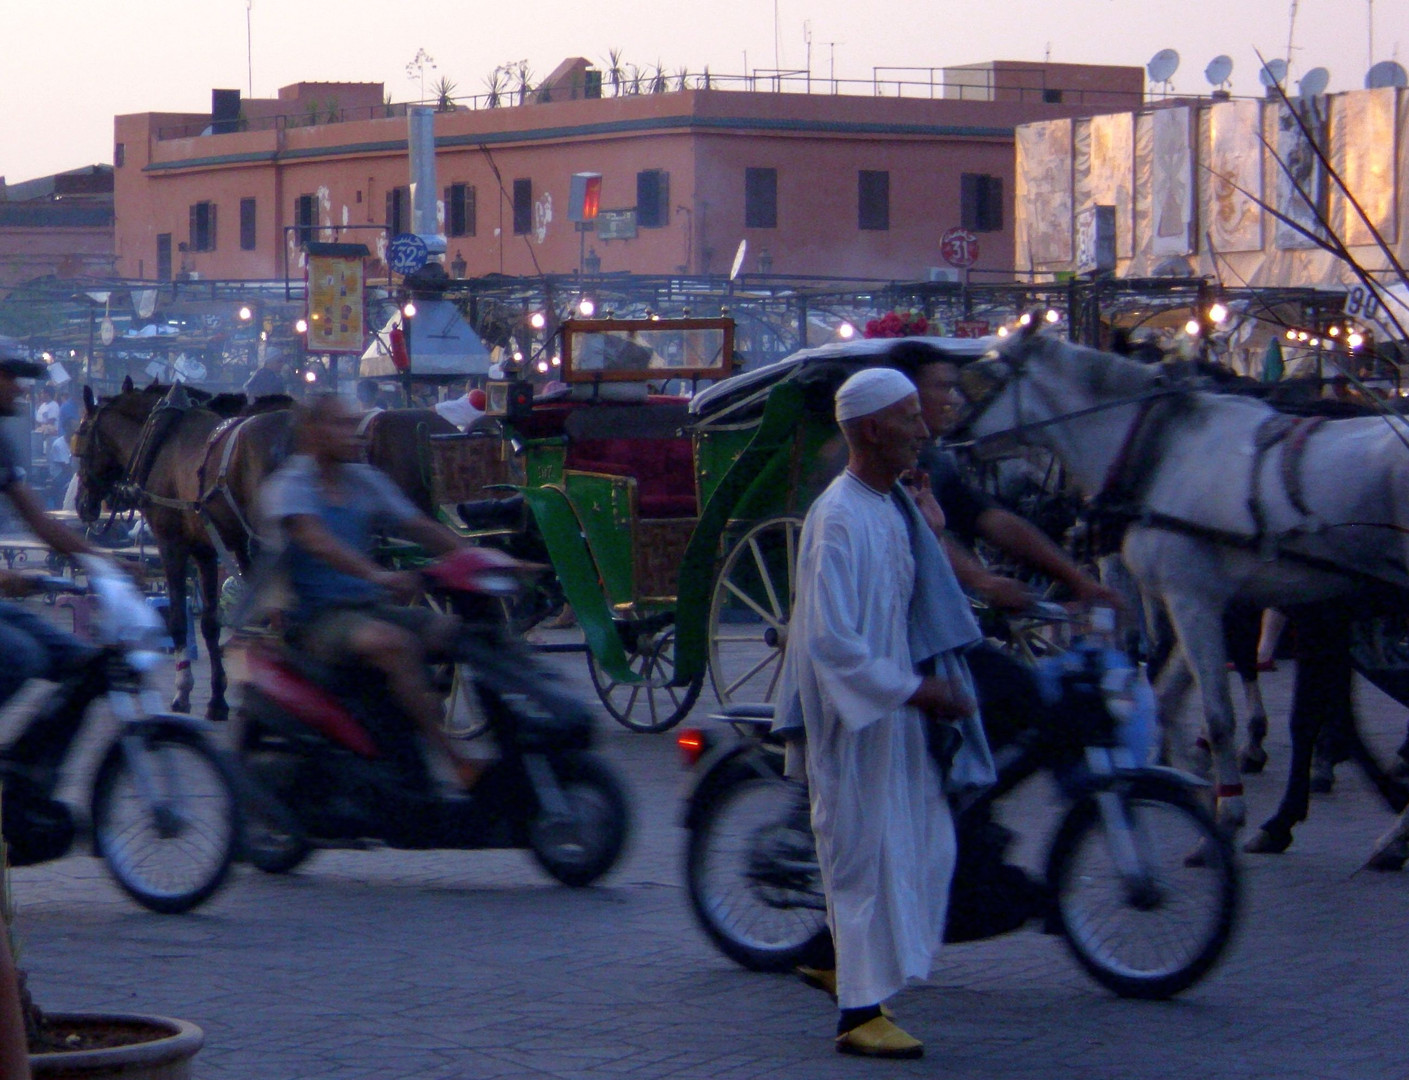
left=512, top=179, right=533, bottom=235
left=445, top=183, right=476, bottom=237
left=744, top=167, right=777, bottom=229
left=189, top=200, right=217, bottom=252
left=858, top=170, right=890, bottom=231
left=156, top=233, right=172, bottom=281
left=295, top=194, right=317, bottom=244
left=1042, top=88, right=1063, bottom=104
left=386, top=185, right=410, bottom=235
left=114, top=143, right=125, bottom=168
left=636, top=170, right=669, bottom=228
left=239, top=197, right=256, bottom=251
left=961, top=173, right=1004, bottom=232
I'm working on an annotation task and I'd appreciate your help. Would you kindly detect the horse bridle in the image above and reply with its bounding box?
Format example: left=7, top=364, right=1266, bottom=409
left=948, top=343, right=1177, bottom=453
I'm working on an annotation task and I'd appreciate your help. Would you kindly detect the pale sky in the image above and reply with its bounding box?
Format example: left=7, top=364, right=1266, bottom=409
left=1, top=0, right=1401, bottom=183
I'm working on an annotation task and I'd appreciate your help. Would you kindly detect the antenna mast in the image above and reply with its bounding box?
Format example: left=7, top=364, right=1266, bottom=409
left=1285, top=0, right=1300, bottom=79
left=1368, top=0, right=1375, bottom=68
left=245, top=0, right=253, bottom=98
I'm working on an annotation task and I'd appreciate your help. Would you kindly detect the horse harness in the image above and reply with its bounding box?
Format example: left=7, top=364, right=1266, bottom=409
left=961, top=348, right=1409, bottom=592
left=103, top=387, right=271, bottom=542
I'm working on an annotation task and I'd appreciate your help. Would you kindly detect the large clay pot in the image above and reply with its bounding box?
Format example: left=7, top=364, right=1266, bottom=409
left=28, top=1014, right=203, bottom=1080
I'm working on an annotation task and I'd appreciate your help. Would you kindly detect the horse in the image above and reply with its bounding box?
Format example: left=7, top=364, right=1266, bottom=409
left=958, top=329, right=1409, bottom=850
left=75, top=379, right=294, bottom=719
left=75, top=383, right=456, bottom=720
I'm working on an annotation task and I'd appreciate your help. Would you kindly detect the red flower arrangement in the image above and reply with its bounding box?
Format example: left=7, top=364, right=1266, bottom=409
left=863, top=309, right=930, bottom=339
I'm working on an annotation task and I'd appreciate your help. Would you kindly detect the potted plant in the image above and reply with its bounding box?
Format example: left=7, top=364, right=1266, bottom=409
left=1, top=792, right=204, bottom=1079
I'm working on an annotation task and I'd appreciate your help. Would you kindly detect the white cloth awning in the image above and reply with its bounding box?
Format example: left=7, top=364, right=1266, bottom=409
left=359, top=298, right=492, bottom=378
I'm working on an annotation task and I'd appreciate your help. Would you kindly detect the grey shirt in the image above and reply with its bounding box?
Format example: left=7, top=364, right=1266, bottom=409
left=261, top=454, right=418, bottom=618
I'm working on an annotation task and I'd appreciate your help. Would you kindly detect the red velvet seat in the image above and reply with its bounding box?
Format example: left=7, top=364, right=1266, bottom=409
left=567, top=437, right=697, bottom=518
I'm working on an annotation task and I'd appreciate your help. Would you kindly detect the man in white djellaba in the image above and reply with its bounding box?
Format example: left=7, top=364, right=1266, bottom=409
left=777, top=366, right=986, bottom=1059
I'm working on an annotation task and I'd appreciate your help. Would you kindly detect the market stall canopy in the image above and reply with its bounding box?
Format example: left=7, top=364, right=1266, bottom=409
left=359, top=299, right=491, bottom=378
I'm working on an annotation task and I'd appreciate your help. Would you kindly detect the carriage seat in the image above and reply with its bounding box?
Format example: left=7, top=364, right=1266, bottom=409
left=562, top=404, right=697, bottom=518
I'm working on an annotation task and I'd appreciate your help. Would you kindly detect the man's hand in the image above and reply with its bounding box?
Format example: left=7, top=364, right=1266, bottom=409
left=901, top=469, right=946, bottom=533
left=977, top=574, right=1037, bottom=613
left=0, top=570, right=38, bottom=599
left=908, top=676, right=974, bottom=721
left=1069, top=574, right=1129, bottom=612
left=372, top=569, right=422, bottom=604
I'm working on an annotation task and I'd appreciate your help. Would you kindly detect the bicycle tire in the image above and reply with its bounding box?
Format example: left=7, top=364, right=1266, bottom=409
left=685, top=762, right=831, bottom=972
left=90, top=722, right=242, bottom=914
left=1046, top=774, right=1238, bottom=999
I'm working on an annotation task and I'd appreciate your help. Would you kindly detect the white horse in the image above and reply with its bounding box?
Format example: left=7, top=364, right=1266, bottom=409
left=960, top=329, right=1409, bottom=843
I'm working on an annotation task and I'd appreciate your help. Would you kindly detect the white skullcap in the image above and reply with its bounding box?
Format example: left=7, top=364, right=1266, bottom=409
left=834, top=367, right=917, bottom=422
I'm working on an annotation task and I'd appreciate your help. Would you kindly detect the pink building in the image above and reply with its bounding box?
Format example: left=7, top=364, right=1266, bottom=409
left=113, top=62, right=1144, bottom=284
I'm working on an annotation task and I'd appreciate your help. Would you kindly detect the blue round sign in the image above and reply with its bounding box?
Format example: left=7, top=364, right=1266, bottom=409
left=387, top=233, right=429, bottom=276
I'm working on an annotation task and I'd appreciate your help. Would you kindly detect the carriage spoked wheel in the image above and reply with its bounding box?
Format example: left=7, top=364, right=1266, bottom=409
left=587, top=624, right=703, bottom=734
left=707, top=516, right=803, bottom=708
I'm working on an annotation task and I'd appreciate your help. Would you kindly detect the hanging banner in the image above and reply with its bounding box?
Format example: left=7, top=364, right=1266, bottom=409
left=306, top=255, right=365, bottom=353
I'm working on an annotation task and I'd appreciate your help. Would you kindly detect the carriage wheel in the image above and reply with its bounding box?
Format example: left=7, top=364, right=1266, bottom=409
left=587, top=626, right=703, bottom=734
left=707, top=516, right=803, bottom=709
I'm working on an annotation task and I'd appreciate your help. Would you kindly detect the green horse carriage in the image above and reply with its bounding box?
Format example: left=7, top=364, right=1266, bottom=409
left=446, top=319, right=989, bottom=732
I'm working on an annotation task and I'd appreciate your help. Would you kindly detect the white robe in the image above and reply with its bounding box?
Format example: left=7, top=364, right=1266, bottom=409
left=787, top=472, right=957, bottom=1009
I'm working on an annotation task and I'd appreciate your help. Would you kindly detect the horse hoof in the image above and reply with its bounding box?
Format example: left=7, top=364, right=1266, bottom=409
left=206, top=704, right=229, bottom=723
left=1365, top=849, right=1408, bottom=873
left=170, top=698, right=191, bottom=715
left=1310, top=765, right=1335, bottom=796
left=1243, top=828, right=1292, bottom=855
left=1239, top=747, right=1268, bottom=775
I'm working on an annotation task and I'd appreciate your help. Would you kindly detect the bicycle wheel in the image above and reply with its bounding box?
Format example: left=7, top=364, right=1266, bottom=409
left=686, top=765, right=831, bottom=972
left=1047, top=775, right=1239, bottom=999
left=91, top=723, right=242, bottom=914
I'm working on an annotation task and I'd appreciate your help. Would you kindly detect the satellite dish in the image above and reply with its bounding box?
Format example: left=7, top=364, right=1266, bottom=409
left=1147, top=48, right=1181, bottom=85
left=1366, top=60, right=1409, bottom=89
left=729, top=239, right=748, bottom=281
left=1259, top=58, right=1289, bottom=88
left=1298, top=66, right=1330, bottom=97
left=1204, top=55, right=1234, bottom=87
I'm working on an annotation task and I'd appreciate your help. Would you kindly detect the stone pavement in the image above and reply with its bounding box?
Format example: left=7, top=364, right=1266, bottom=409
left=6, top=627, right=1409, bottom=1080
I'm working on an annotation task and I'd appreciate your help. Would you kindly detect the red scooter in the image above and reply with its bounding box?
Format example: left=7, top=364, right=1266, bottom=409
left=235, top=549, right=630, bottom=886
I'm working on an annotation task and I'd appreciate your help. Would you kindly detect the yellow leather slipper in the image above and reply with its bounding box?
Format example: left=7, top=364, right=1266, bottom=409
left=835, top=1016, right=924, bottom=1059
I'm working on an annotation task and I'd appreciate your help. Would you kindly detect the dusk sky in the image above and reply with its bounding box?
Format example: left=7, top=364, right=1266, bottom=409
left=1, top=0, right=1401, bottom=183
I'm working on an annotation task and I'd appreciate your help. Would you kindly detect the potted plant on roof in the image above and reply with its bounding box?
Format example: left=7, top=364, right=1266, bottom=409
left=0, top=795, right=204, bottom=1079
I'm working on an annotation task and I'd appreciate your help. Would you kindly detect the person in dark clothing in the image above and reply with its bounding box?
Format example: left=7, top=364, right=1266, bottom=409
left=0, top=342, right=105, bottom=712
left=889, top=341, right=1124, bottom=747
left=244, top=348, right=291, bottom=399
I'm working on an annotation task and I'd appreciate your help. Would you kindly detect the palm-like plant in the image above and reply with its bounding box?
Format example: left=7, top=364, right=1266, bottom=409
left=433, top=76, right=458, bottom=112
left=603, top=48, right=625, bottom=97
left=650, top=62, right=668, bottom=94
left=484, top=68, right=505, bottom=109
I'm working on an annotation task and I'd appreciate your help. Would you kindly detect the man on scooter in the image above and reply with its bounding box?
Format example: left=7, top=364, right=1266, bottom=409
left=260, top=392, right=479, bottom=788
left=0, top=341, right=106, bottom=714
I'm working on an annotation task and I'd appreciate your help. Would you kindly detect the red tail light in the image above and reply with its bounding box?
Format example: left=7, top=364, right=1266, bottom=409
left=677, top=728, right=706, bottom=768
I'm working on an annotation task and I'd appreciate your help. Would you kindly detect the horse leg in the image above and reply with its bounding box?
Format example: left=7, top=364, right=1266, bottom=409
left=1239, top=678, right=1270, bottom=775
left=196, top=550, right=228, bottom=722
left=1247, top=607, right=1351, bottom=854
left=161, top=549, right=195, bottom=714
left=1162, top=595, right=1246, bottom=834
left=1225, top=604, right=1268, bottom=774
left=1153, top=651, right=1198, bottom=770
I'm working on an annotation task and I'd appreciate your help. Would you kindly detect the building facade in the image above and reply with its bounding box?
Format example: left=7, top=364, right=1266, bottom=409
left=113, top=61, right=1144, bottom=285
left=0, top=165, right=114, bottom=289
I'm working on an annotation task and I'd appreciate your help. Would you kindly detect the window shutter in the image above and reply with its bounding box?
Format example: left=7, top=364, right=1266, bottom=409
left=189, top=204, right=198, bottom=250
left=208, top=203, right=217, bottom=251
left=960, top=174, right=980, bottom=231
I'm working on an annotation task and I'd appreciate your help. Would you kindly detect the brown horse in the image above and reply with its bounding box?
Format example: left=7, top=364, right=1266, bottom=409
left=75, top=382, right=455, bottom=720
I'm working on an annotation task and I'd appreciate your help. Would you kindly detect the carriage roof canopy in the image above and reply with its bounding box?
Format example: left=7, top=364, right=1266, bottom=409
left=689, top=335, right=992, bottom=420
left=359, top=299, right=491, bottom=379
